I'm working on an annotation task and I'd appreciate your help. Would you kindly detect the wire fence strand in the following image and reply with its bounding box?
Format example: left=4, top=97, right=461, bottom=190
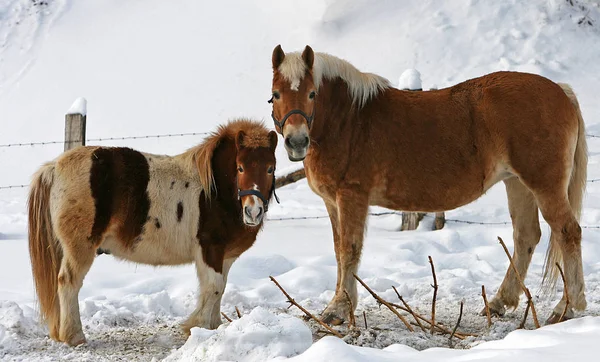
left=0, top=132, right=210, bottom=148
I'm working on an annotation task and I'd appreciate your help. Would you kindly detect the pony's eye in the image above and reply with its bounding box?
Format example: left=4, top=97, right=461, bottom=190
left=273, top=91, right=280, bottom=100
left=267, top=166, right=274, bottom=174
left=309, top=91, right=316, bottom=99
left=237, top=165, right=244, bottom=173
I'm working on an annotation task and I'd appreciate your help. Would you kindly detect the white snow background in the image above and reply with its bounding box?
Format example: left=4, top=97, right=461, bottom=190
left=2, top=0, right=600, bottom=361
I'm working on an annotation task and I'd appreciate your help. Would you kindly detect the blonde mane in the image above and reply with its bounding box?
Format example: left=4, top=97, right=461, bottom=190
left=179, top=119, right=271, bottom=199
left=278, top=52, right=391, bottom=108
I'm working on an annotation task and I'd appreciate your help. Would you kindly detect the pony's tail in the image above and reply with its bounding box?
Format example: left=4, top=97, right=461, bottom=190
left=28, top=162, right=62, bottom=340
left=542, top=83, right=588, bottom=291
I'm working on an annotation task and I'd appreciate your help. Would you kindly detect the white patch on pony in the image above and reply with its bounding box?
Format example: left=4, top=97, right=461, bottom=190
left=278, top=51, right=391, bottom=108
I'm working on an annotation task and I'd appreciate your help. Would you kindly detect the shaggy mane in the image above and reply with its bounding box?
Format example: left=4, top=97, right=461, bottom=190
left=278, top=51, right=391, bottom=108
left=179, top=119, right=271, bottom=199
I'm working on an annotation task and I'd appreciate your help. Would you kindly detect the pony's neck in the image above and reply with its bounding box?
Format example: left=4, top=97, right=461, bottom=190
left=310, top=77, right=358, bottom=142
left=211, top=140, right=243, bottom=221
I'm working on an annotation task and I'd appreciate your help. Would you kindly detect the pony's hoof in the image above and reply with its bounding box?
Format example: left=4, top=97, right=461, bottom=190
left=321, top=312, right=344, bottom=326
left=546, top=312, right=572, bottom=325
left=66, top=333, right=86, bottom=347
left=479, top=303, right=505, bottom=317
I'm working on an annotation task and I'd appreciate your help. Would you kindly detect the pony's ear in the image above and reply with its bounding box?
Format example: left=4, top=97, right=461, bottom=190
left=268, top=131, right=278, bottom=152
left=235, top=130, right=246, bottom=151
left=272, top=44, right=285, bottom=70
left=302, top=45, right=314, bottom=70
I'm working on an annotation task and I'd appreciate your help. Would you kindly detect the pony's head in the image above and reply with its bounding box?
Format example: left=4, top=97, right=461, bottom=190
left=270, top=44, right=316, bottom=161
left=234, top=129, right=278, bottom=226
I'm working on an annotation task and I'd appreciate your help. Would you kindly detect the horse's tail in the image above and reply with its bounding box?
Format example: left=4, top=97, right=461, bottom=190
left=542, top=83, right=588, bottom=291
left=28, top=161, right=62, bottom=339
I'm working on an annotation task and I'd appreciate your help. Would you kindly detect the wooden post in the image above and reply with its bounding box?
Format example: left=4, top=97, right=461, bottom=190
left=65, top=97, right=87, bottom=152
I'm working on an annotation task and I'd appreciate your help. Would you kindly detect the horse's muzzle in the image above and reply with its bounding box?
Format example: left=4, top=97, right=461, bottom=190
left=284, top=135, right=309, bottom=161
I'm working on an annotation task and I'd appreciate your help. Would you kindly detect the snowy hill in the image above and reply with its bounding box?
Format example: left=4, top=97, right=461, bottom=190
left=2, top=0, right=600, bottom=360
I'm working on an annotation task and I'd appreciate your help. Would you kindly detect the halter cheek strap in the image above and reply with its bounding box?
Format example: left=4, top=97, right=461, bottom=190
left=271, top=108, right=314, bottom=131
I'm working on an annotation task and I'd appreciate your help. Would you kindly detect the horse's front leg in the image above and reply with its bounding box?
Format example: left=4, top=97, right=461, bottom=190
left=209, top=257, right=237, bottom=327
left=182, top=249, right=226, bottom=335
left=321, top=188, right=369, bottom=325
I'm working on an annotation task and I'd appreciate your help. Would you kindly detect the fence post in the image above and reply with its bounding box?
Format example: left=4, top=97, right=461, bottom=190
left=64, top=97, right=87, bottom=152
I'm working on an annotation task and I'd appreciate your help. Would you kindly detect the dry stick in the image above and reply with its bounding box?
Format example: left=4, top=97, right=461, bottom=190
left=481, top=285, right=492, bottom=328
left=392, top=286, right=426, bottom=333
left=556, top=263, right=571, bottom=322
left=275, top=168, right=306, bottom=188
left=363, top=311, right=368, bottom=329
left=497, top=236, right=540, bottom=328
left=518, top=301, right=531, bottom=329
left=344, top=289, right=356, bottom=328
left=353, top=274, right=414, bottom=331
left=221, top=312, right=233, bottom=323
left=235, top=306, right=242, bottom=319
left=449, top=301, right=465, bottom=345
left=388, top=302, right=474, bottom=339
left=269, top=276, right=343, bottom=338
left=428, top=256, right=438, bottom=335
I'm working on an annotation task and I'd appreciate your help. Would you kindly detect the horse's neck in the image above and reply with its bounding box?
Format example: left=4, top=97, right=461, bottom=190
left=210, top=141, right=242, bottom=219
left=311, top=78, right=357, bottom=143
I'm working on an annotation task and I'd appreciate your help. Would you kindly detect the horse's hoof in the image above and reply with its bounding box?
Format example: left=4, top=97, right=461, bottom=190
left=546, top=312, right=572, bottom=325
left=479, top=303, right=505, bottom=317
left=66, top=333, right=86, bottom=347
left=321, top=313, right=344, bottom=326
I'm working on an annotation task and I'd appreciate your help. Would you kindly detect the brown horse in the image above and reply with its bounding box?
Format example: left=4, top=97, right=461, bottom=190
left=269, top=45, right=588, bottom=326
left=28, top=119, right=278, bottom=346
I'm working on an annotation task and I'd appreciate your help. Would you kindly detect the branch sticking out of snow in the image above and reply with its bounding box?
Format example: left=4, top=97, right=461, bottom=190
left=66, top=97, right=87, bottom=116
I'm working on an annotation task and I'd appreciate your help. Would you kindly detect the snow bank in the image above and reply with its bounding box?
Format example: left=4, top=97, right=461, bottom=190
left=0, top=301, right=44, bottom=355
left=165, top=306, right=312, bottom=362
left=398, top=69, right=422, bottom=90
left=282, top=316, right=600, bottom=362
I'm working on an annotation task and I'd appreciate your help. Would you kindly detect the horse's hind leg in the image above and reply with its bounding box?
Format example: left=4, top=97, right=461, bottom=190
left=484, top=178, right=541, bottom=316
left=535, top=193, right=586, bottom=323
left=57, top=239, right=96, bottom=345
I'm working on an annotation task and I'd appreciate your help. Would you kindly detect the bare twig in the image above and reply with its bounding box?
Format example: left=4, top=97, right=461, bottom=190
left=221, top=312, right=233, bottom=323
left=449, top=301, right=464, bottom=345
left=235, top=306, right=242, bottom=319
left=353, top=274, right=414, bottom=331
left=392, top=286, right=426, bottom=332
left=556, top=263, right=570, bottom=322
left=363, top=311, right=368, bottom=329
left=344, top=289, right=356, bottom=328
left=388, top=302, right=475, bottom=339
left=269, top=276, right=343, bottom=338
left=428, top=256, right=438, bottom=335
left=316, top=329, right=336, bottom=336
left=518, top=300, right=531, bottom=329
left=497, top=237, right=540, bottom=328
left=481, top=285, right=492, bottom=327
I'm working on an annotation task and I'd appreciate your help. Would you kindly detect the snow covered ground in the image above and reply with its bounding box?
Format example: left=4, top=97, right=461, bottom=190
left=2, top=0, right=600, bottom=361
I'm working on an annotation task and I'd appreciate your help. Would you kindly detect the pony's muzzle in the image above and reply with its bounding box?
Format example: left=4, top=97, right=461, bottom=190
left=243, top=204, right=264, bottom=226
left=284, top=135, right=310, bottom=161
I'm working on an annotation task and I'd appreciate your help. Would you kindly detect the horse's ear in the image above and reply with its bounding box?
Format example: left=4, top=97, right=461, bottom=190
left=235, top=130, right=246, bottom=150
left=268, top=131, right=278, bottom=152
left=302, top=45, right=314, bottom=70
left=272, top=44, right=285, bottom=70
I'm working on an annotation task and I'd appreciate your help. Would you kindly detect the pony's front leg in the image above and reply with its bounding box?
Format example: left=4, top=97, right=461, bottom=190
left=182, top=252, right=226, bottom=335
left=321, top=189, right=369, bottom=325
left=209, top=257, right=237, bottom=327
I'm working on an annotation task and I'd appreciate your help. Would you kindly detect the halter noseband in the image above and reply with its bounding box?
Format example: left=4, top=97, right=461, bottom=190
left=237, top=173, right=280, bottom=213
left=268, top=97, right=316, bottom=131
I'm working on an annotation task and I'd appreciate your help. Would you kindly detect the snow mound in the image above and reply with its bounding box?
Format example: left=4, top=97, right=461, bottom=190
left=0, top=301, right=45, bottom=355
left=398, top=69, right=422, bottom=90
left=66, top=97, right=87, bottom=116
left=164, top=306, right=312, bottom=362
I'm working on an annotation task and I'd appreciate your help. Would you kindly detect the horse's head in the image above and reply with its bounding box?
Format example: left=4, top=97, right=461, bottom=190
left=270, top=44, right=316, bottom=162
left=235, top=130, right=278, bottom=226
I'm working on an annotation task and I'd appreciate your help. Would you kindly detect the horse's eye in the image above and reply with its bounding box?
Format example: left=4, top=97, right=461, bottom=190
left=309, top=91, right=316, bottom=100
left=237, top=165, right=244, bottom=173
left=267, top=166, right=274, bottom=174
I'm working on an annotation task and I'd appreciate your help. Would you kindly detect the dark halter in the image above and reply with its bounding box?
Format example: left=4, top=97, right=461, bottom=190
left=268, top=97, right=315, bottom=131
left=237, top=173, right=280, bottom=213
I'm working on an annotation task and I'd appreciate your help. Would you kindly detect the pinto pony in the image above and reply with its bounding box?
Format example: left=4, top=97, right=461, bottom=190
left=28, top=119, right=278, bottom=346
left=269, top=45, right=588, bottom=326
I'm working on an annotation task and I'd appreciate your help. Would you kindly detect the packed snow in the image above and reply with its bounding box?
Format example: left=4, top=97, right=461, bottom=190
left=66, top=97, right=87, bottom=116
left=2, top=0, right=600, bottom=361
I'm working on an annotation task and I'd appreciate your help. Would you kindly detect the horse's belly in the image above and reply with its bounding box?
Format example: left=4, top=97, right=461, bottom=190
left=99, top=235, right=196, bottom=266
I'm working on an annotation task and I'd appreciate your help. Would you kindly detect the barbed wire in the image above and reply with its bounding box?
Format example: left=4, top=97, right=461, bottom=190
left=0, top=132, right=210, bottom=148
left=2, top=132, right=600, bottom=149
